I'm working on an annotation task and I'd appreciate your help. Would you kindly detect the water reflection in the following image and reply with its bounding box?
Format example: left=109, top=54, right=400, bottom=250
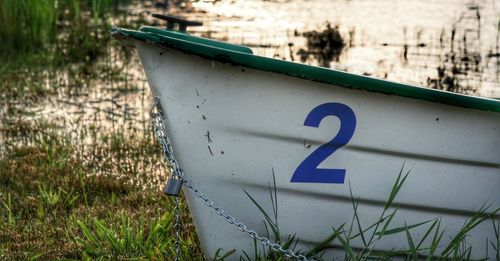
left=181, top=0, right=499, bottom=98
left=297, top=24, right=346, bottom=67
left=425, top=2, right=493, bottom=94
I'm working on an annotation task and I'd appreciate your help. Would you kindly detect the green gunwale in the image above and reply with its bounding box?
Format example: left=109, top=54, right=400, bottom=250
left=139, top=26, right=253, bottom=54
left=111, top=27, right=500, bottom=113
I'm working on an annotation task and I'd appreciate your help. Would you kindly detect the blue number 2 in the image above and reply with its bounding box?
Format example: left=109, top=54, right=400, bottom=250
left=290, top=103, right=356, bottom=184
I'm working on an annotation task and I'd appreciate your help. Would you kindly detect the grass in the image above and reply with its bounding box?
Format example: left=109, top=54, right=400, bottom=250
left=0, top=0, right=130, bottom=54
left=0, top=121, right=203, bottom=260
left=0, top=0, right=57, bottom=53
left=234, top=168, right=499, bottom=260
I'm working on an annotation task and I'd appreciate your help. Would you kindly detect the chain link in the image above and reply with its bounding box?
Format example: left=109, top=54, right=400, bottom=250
left=151, top=97, right=313, bottom=261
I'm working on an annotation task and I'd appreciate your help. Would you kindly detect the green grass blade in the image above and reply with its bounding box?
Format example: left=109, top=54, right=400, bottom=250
left=336, top=228, right=357, bottom=261
left=349, top=183, right=368, bottom=247
left=241, top=250, right=251, bottom=261
left=440, top=204, right=498, bottom=257
left=376, top=219, right=432, bottom=236
left=426, top=218, right=444, bottom=261
left=404, top=222, right=418, bottom=261
left=491, top=218, right=500, bottom=261
left=306, top=225, right=344, bottom=257
left=271, top=168, right=278, bottom=221
left=384, top=165, right=411, bottom=211
left=376, top=209, right=397, bottom=239
left=416, top=218, right=439, bottom=250
left=243, top=189, right=279, bottom=237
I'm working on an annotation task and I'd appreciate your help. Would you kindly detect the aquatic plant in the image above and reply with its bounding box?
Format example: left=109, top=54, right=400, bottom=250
left=297, top=23, right=345, bottom=67
left=0, top=0, right=130, bottom=55
left=0, top=0, right=57, bottom=53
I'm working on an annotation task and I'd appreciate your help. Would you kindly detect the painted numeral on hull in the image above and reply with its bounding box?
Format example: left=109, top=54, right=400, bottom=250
left=291, top=103, right=356, bottom=183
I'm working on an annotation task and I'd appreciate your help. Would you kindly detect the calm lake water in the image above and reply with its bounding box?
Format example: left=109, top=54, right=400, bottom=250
left=143, top=0, right=500, bottom=98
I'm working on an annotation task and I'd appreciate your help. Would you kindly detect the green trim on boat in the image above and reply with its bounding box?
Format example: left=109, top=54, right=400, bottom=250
left=111, top=27, right=500, bottom=113
left=140, top=26, right=253, bottom=54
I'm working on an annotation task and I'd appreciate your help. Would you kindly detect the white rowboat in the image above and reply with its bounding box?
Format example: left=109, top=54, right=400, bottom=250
left=113, top=16, right=500, bottom=260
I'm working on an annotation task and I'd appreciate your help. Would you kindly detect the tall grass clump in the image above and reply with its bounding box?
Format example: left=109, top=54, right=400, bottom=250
left=0, top=0, right=130, bottom=56
left=0, top=0, right=57, bottom=53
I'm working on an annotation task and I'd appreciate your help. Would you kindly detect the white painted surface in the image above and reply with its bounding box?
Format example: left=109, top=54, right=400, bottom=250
left=136, top=41, right=500, bottom=260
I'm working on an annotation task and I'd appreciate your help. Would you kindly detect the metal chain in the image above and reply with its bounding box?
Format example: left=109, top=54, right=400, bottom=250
left=150, top=97, right=313, bottom=261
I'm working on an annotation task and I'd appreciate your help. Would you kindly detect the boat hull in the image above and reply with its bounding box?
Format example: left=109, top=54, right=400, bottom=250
left=136, top=41, right=500, bottom=259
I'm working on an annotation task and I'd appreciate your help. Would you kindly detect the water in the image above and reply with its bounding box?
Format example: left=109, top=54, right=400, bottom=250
left=154, top=0, right=500, bottom=98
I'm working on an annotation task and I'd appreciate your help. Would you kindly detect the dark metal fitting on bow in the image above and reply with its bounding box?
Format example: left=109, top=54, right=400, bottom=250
left=152, top=14, right=202, bottom=32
